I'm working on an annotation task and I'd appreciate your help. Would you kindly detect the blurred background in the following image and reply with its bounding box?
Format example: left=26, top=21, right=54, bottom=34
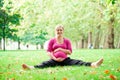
left=0, top=0, right=120, bottom=50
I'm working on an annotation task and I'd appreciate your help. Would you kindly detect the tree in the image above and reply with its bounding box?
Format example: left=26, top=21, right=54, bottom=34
left=101, top=0, right=118, bottom=48
left=1, top=0, right=119, bottom=50
left=0, top=1, right=21, bottom=50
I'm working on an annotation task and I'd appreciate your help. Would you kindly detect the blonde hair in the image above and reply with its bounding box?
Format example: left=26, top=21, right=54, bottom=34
left=55, top=24, right=64, bottom=30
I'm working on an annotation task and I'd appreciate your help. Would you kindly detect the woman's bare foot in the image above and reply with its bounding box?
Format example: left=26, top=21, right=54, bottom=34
left=91, top=58, right=103, bottom=68
left=22, top=64, right=34, bottom=70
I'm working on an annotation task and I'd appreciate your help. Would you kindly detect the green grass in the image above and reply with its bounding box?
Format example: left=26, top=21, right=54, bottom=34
left=0, top=49, right=120, bottom=80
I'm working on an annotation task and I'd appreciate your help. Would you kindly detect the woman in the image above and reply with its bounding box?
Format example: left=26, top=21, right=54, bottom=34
left=22, top=24, right=103, bottom=69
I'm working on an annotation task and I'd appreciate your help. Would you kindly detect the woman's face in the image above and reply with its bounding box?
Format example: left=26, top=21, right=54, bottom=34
left=55, top=27, right=64, bottom=36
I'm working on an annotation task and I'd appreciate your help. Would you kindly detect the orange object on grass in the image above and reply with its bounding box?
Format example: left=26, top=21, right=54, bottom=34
left=62, top=77, right=67, bottom=80
left=109, top=74, right=116, bottom=80
left=104, top=70, right=110, bottom=74
left=22, top=64, right=28, bottom=69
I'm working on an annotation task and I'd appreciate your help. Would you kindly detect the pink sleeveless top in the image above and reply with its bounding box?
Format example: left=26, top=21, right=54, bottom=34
left=47, top=38, right=72, bottom=59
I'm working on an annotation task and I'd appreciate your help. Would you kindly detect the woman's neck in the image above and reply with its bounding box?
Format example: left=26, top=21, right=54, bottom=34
left=55, top=36, right=64, bottom=44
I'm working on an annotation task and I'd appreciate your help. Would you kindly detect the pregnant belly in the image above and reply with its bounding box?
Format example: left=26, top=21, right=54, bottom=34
left=54, top=51, right=67, bottom=58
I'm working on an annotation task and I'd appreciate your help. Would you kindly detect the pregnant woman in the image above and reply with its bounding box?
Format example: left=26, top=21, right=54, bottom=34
left=22, top=24, right=103, bottom=69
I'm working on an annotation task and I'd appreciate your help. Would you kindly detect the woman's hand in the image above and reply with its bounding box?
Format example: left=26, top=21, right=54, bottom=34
left=54, top=48, right=62, bottom=53
left=54, top=48, right=72, bottom=55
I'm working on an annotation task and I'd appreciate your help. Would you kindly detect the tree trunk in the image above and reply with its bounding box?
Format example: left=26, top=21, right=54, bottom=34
left=41, top=44, right=44, bottom=49
left=3, top=26, right=5, bottom=51
left=107, top=27, right=114, bottom=48
left=88, top=32, right=93, bottom=49
left=81, top=39, right=84, bottom=48
left=18, top=40, right=20, bottom=50
left=94, top=25, right=101, bottom=49
left=79, top=39, right=84, bottom=49
left=84, top=40, right=87, bottom=48
left=103, top=35, right=108, bottom=48
left=117, top=39, right=120, bottom=48
left=2, top=14, right=6, bottom=51
left=107, top=11, right=115, bottom=49
left=0, top=39, right=2, bottom=50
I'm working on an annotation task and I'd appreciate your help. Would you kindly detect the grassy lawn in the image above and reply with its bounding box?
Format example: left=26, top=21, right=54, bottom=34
left=0, top=49, right=120, bottom=80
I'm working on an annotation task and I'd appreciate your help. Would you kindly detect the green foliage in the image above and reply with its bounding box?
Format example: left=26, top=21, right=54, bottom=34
left=0, top=0, right=120, bottom=49
left=21, top=33, right=33, bottom=44
left=21, top=29, right=48, bottom=46
left=0, top=0, right=4, bottom=8
left=107, top=0, right=117, bottom=5
left=34, top=31, right=48, bottom=45
left=10, top=0, right=120, bottom=47
left=0, top=0, right=22, bottom=40
left=9, top=14, right=21, bottom=25
left=0, top=9, right=8, bottom=27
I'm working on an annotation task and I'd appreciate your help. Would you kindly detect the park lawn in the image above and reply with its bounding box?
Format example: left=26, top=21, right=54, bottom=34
left=0, top=49, right=120, bottom=80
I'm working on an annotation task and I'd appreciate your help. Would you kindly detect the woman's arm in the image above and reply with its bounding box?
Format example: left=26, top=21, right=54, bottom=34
left=54, top=48, right=72, bottom=55
left=60, top=48, right=72, bottom=55
left=47, top=52, right=56, bottom=60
